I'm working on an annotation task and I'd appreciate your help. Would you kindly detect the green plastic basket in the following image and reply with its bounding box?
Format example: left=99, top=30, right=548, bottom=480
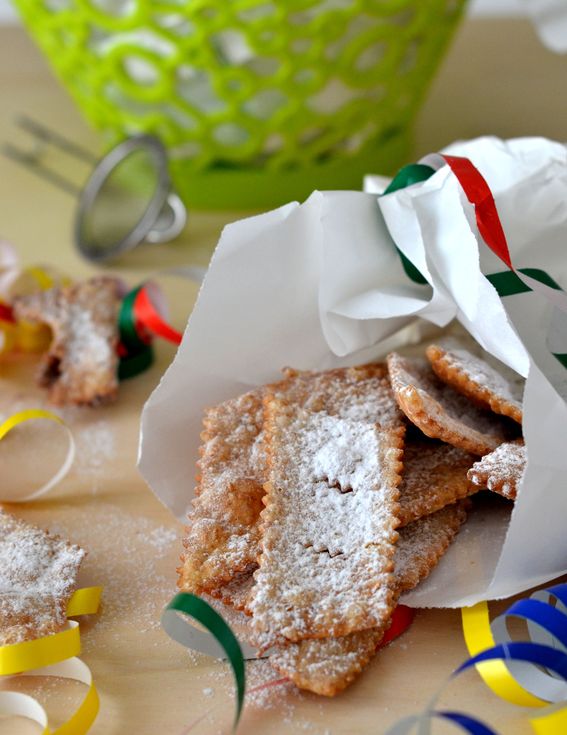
left=13, top=0, right=466, bottom=209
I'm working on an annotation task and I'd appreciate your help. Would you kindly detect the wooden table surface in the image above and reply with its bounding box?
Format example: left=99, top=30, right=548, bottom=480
left=1, top=17, right=565, bottom=735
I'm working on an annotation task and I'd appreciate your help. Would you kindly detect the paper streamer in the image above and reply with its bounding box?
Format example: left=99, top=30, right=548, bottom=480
left=65, top=586, right=102, bottom=619
left=162, top=595, right=415, bottom=731
left=117, top=281, right=183, bottom=380
left=0, top=409, right=75, bottom=502
left=0, top=586, right=102, bottom=677
left=0, top=240, right=183, bottom=379
left=384, top=159, right=567, bottom=312
left=0, top=586, right=102, bottom=734
left=133, top=282, right=183, bottom=346
left=162, top=593, right=245, bottom=730
left=382, top=163, right=434, bottom=286
left=0, top=656, right=99, bottom=735
left=0, top=242, right=64, bottom=356
left=380, top=605, right=416, bottom=648
left=385, top=583, right=567, bottom=735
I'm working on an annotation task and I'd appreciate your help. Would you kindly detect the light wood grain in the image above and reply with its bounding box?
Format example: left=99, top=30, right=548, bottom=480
left=2, top=18, right=565, bottom=734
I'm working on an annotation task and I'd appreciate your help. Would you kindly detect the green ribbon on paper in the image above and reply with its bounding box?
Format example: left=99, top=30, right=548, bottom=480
left=161, top=593, right=246, bottom=731
left=382, top=163, right=435, bottom=286
left=383, top=161, right=567, bottom=371
left=486, top=268, right=563, bottom=296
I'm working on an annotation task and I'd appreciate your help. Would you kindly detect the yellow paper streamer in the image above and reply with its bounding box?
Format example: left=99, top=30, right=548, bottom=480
left=0, top=621, right=81, bottom=677
left=0, top=588, right=102, bottom=733
left=462, top=601, right=567, bottom=734
left=0, top=587, right=102, bottom=677
left=0, top=657, right=99, bottom=735
left=0, top=246, right=69, bottom=356
left=462, top=601, right=547, bottom=707
left=24, top=266, right=56, bottom=292
left=0, top=311, right=51, bottom=355
left=66, top=587, right=102, bottom=619
left=0, top=409, right=76, bottom=501
left=530, top=705, right=567, bottom=735
left=0, top=319, right=17, bottom=354
left=14, top=319, right=53, bottom=353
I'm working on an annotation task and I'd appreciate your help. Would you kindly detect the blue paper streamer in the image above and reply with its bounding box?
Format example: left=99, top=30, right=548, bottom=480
left=385, top=583, right=567, bottom=734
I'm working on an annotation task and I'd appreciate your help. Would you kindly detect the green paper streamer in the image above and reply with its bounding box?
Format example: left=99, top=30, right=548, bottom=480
left=162, top=593, right=246, bottom=731
left=117, top=285, right=155, bottom=381
left=118, top=344, right=154, bottom=381
left=118, top=286, right=147, bottom=353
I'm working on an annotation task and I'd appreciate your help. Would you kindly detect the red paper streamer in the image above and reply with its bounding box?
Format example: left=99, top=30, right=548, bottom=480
left=380, top=605, right=416, bottom=648
left=0, top=303, right=15, bottom=323
left=133, top=286, right=183, bottom=346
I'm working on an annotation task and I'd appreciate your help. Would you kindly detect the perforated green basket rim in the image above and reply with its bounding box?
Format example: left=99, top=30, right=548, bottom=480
left=169, top=127, right=410, bottom=209
left=12, top=0, right=467, bottom=210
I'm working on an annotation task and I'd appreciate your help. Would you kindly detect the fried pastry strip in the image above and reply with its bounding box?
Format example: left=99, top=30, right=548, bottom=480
left=250, top=398, right=403, bottom=643
left=426, top=341, right=524, bottom=424
left=0, top=510, right=85, bottom=645
left=398, top=439, right=477, bottom=526
left=178, top=389, right=266, bottom=593
left=268, top=502, right=469, bottom=695
left=467, top=439, right=525, bottom=500
left=387, top=352, right=511, bottom=455
left=180, top=363, right=405, bottom=595
left=13, top=276, right=122, bottom=406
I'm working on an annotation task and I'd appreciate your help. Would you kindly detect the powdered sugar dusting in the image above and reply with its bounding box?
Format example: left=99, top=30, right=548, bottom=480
left=438, top=340, right=524, bottom=406
left=180, top=364, right=404, bottom=597
left=73, top=420, right=116, bottom=478
left=0, top=510, right=85, bottom=645
left=388, top=353, right=509, bottom=454
left=395, top=503, right=469, bottom=594
left=45, top=502, right=182, bottom=645
left=251, top=401, right=401, bottom=642
left=180, top=388, right=266, bottom=592
left=398, top=441, right=476, bottom=526
left=275, top=364, right=403, bottom=429
left=13, top=276, right=121, bottom=406
left=468, top=440, right=526, bottom=500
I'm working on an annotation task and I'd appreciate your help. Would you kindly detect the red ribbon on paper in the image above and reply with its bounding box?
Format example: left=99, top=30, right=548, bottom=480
left=442, top=155, right=513, bottom=270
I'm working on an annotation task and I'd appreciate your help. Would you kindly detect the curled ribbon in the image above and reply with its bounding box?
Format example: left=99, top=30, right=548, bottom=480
left=0, top=586, right=102, bottom=734
left=1, top=240, right=184, bottom=378
left=0, top=241, right=70, bottom=300
left=162, top=594, right=415, bottom=732
left=0, top=657, right=98, bottom=735
left=117, top=281, right=183, bottom=380
left=441, top=155, right=567, bottom=317
left=0, top=299, right=52, bottom=356
left=386, top=582, right=567, bottom=734
left=0, top=409, right=75, bottom=502
left=0, top=242, right=70, bottom=355
left=162, top=593, right=246, bottom=731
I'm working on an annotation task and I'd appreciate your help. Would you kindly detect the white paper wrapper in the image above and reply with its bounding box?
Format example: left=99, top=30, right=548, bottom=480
left=523, top=0, right=567, bottom=54
left=139, top=136, right=567, bottom=609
